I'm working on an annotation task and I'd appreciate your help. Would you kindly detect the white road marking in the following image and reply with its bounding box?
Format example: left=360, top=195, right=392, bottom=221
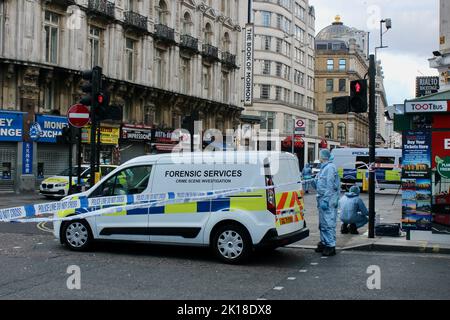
left=299, top=269, right=308, bottom=273
left=13, top=247, right=21, bottom=249
left=311, top=262, right=319, bottom=266
left=287, top=277, right=296, bottom=281
left=273, top=287, right=284, bottom=291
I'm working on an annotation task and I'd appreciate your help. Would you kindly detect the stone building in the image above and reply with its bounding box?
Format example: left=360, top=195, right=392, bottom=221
left=0, top=0, right=245, bottom=192
left=240, top=0, right=323, bottom=167
left=315, top=16, right=370, bottom=148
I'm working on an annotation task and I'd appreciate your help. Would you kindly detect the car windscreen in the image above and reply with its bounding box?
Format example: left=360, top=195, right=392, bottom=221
left=58, top=167, right=87, bottom=176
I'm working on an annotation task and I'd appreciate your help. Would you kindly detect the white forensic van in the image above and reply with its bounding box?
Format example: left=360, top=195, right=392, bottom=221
left=53, top=152, right=309, bottom=263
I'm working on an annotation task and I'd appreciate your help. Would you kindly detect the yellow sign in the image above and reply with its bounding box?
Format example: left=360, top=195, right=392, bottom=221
left=82, top=126, right=120, bottom=145
left=385, top=170, right=401, bottom=182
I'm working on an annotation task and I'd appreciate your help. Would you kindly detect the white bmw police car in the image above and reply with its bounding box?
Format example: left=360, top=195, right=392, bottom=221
left=54, top=152, right=309, bottom=263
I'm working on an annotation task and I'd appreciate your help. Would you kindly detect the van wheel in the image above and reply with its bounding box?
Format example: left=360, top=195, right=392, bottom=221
left=212, top=224, right=252, bottom=264
left=61, top=220, right=93, bottom=251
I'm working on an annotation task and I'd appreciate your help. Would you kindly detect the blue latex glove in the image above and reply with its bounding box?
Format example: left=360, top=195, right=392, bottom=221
left=320, top=201, right=329, bottom=211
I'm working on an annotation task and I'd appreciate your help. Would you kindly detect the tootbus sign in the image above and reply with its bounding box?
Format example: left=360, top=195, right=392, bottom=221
left=405, top=101, right=449, bottom=113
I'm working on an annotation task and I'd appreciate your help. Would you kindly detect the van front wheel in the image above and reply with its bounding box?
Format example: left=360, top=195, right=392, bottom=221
left=212, top=224, right=252, bottom=264
left=61, top=220, right=93, bottom=251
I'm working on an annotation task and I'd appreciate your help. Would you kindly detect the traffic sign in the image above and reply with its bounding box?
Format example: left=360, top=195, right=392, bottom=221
left=67, top=104, right=90, bottom=128
left=294, top=118, right=306, bottom=137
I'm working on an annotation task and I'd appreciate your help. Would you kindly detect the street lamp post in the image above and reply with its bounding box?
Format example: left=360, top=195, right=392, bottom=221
left=369, top=19, right=392, bottom=239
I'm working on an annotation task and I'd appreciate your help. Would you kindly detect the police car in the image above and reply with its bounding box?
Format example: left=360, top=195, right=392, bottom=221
left=40, top=165, right=117, bottom=198
left=54, top=152, right=309, bottom=263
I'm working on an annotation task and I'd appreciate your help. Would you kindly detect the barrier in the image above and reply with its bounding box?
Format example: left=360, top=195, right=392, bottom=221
left=0, top=179, right=315, bottom=224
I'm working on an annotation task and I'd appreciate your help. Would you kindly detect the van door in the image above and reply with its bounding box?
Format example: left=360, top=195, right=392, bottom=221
left=89, top=165, right=153, bottom=242
left=148, top=162, right=214, bottom=245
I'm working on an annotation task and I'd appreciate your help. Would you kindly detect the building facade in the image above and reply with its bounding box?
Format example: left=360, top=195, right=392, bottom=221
left=0, top=0, right=245, bottom=192
left=429, top=0, right=450, bottom=91
left=315, top=16, right=369, bottom=148
left=375, top=60, right=388, bottom=146
left=241, top=0, right=322, bottom=166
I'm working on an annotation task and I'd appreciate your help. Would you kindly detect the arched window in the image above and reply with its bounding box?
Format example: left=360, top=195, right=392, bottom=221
left=337, top=122, right=346, bottom=142
left=204, top=23, right=213, bottom=45
left=182, top=12, right=192, bottom=35
left=325, top=122, right=334, bottom=139
left=222, top=32, right=231, bottom=52
left=157, top=0, right=168, bottom=25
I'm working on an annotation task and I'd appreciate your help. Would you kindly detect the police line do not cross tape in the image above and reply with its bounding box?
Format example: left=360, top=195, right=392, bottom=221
left=0, top=179, right=315, bottom=224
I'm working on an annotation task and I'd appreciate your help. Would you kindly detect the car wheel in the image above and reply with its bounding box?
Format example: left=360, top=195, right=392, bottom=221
left=212, top=224, right=252, bottom=264
left=61, top=220, right=93, bottom=251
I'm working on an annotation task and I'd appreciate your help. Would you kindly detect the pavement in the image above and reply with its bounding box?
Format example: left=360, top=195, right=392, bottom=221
left=289, top=189, right=450, bottom=255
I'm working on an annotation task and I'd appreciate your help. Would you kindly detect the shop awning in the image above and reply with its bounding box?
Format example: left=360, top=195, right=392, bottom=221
left=282, top=136, right=304, bottom=149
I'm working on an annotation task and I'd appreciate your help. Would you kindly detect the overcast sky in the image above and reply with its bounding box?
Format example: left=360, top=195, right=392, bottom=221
left=310, top=0, right=440, bottom=105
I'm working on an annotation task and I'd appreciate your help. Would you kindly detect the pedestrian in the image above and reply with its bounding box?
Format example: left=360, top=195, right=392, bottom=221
left=313, top=149, right=341, bottom=257
left=302, top=163, right=312, bottom=193
left=339, top=186, right=368, bottom=235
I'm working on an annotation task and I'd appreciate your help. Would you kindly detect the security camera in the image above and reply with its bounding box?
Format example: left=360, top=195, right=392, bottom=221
left=385, top=19, right=392, bottom=29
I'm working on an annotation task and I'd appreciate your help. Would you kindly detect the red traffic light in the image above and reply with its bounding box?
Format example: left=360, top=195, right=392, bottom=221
left=97, top=94, right=104, bottom=104
left=355, top=82, right=361, bottom=93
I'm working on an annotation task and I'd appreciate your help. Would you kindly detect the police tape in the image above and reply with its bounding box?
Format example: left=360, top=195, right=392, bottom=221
left=0, top=179, right=315, bottom=223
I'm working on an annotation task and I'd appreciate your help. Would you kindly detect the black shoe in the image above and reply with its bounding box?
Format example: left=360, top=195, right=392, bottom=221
left=322, top=246, right=336, bottom=257
left=349, top=224, right=359, bottom=235
left=341, top=224, right=349, bottom=234
left=315, top=242, right=325, bottom=253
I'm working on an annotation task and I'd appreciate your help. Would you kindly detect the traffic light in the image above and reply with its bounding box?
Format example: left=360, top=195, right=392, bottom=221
left=80, top=66, right=102, bottom=109
left=57, top=126, right=80, bottom=144
left=332, top=96, right=350, bottom=114
left=350, top=79, right=368, bottom=113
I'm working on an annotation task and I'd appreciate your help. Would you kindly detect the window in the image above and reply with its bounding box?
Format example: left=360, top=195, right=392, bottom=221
left=326, top=79, right=334, bottom=92
left=260, top=111, right=275, bottom=130
left=155, top=49, right=166, bottom=87
left=125, top=0, right=135, bottom=11
left=339, top=79, right=346, bottom=92
left=90, top=166, right=152, bottom=197
left=262, top=60, right=271, bottom=75
left=157, top=0, right=168, bottom=25
left=202, top=65, right=212, bottom=98
left=260, top=85, right=271, bottom=99
left=222, top=72, right=230, bottom=103
left=284, top=88, right=290, bottom=103
left=180, top=58, right=190, bottom=94
left=261, top=11, right=271, bottom=27
left=204, top=23, right=213, bottom=45
left=276, top=62, right=282, bottom=77
left=326, top=99, right=333, bottom=113
left=276, top=38, right=282, bottom=53
left=307, top=97, right=314, bottom=110
left=308, top=119, right=316, bottom=136
left=284, top=65, right=291, bottom=80
left=339, top=59, right=346, bottom=71
left=295, top=25, right=304, bottom=43
left=284, top=114, right=293, bottom=134
left=144, top=106, right=155, bottom=126
left=262, top=35, right=271, bottom=50
left=125, top=38, right=135, bottom=81
left=44, top=11, right=59, bottom=64
left=275, top=86, right=282, bottom=100
left=325, top=122, right=334, bottom=139
left=182, top=12, right=192, bottom=35
left=89, top=26, right=101, bottom=68
left=337, top=122, right=346, bottom=142
left=327, top=59, right=334, bottom=71
left=294, top=92, right=303, bottom=107
left=43, top=81, right=55, bottom=112
left=0, top=2, right=4, bottom=52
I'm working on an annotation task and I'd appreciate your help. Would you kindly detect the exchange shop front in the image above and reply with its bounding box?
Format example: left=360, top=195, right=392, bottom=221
left=0, top=111, right=23, bottom=192
left=120, top=125, right=152, bottom=163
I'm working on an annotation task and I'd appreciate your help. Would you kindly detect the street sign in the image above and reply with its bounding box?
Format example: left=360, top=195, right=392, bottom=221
left=294, top=118, right=306, bottom=137
left=67, top=104, right=90, bottom=128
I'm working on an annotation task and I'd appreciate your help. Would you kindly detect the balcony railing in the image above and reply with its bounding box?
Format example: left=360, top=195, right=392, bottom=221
left=202, top=44, right=219, bottom=61
left=45, top=0, right=76, bottom=7
left=180, top=35, right=199, bottom=53
left=221, top=52, right=237, bottom=68
left=124, top=11, right=148, bottom=32
left=88, top=0, right=115, bottom=20
left=154, top=24, right=175, bottom=44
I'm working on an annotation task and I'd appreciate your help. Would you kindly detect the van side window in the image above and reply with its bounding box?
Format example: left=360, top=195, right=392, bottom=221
left=90, top=166, right=152, bottom=197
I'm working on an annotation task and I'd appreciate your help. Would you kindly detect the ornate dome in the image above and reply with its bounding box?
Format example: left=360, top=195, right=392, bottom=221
left=316, top=16, right=357, bottom=44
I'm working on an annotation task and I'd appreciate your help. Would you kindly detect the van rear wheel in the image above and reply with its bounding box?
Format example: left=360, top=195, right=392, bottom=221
left=212, top=224, right=252, bottom=264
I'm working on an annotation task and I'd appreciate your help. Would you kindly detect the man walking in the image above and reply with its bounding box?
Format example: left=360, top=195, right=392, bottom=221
left=313, top=149, right=341, bottom=256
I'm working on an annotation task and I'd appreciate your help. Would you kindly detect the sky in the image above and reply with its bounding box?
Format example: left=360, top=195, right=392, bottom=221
left=309, top=0, right=440, bottom=105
